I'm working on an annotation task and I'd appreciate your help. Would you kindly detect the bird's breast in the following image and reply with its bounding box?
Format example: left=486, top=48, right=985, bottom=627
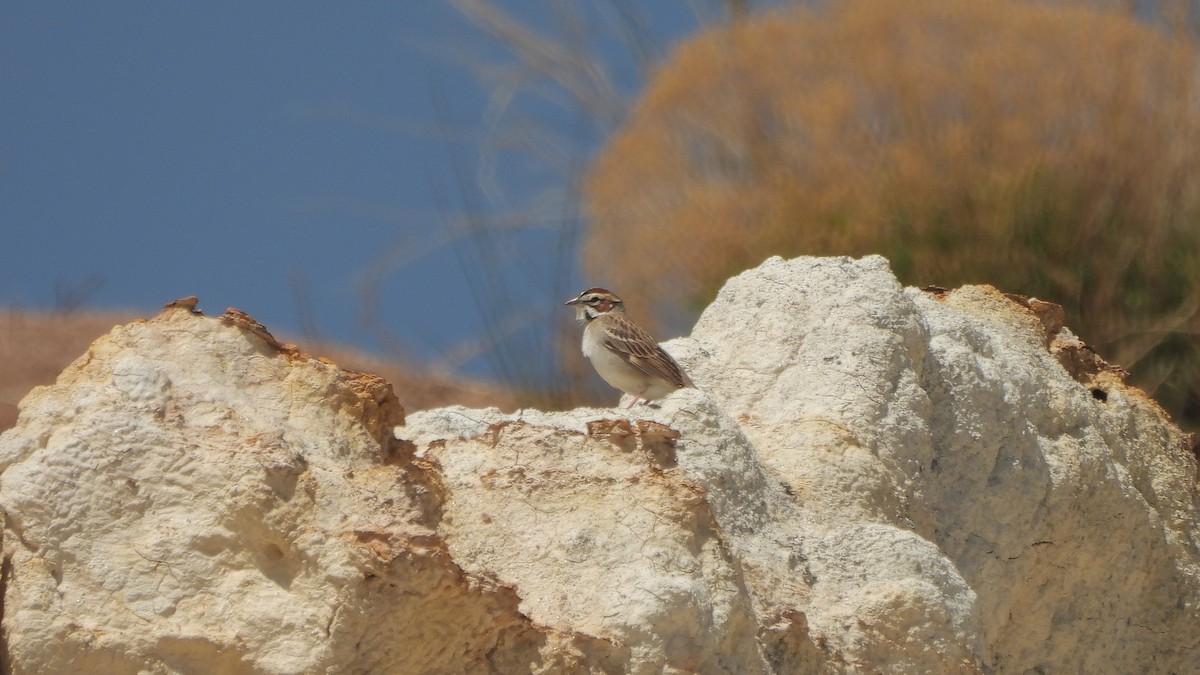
left=581, top=322, right=602, bottom=358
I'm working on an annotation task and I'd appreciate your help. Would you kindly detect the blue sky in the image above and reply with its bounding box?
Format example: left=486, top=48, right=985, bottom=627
left=1, top=2, right=712, bottom=381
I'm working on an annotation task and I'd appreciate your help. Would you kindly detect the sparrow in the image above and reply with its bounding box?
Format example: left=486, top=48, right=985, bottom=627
left=565, top=288, right=693, bottom=408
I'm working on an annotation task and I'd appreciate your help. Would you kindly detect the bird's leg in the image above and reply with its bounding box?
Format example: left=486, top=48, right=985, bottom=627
left=625, top=385, right=650, bottom=409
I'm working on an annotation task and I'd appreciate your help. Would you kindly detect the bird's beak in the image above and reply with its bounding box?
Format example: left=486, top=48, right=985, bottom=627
left=565, top=296, right=581, bottom=306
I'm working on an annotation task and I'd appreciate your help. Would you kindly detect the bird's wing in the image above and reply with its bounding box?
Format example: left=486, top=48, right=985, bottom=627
left=601, top=317, right=692, bottom=389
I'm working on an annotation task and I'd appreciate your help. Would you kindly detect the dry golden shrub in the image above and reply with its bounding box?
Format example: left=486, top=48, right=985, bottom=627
left=583, top=0, right=1200, bottom=426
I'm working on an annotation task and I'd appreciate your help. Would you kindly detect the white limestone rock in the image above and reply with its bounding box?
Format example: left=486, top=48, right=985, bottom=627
left=0, top=307, right=609, bottom=674
left=2, top=256, right=1197, bottom=673
left=676, top=256, right=1199, bottom=672
left=405, top=255, right=1198, bottom=672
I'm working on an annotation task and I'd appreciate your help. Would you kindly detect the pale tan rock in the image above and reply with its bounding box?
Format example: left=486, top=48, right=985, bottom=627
left=0, top=307, right=607, bottom=674
left=2, top=256, right=1197, bottom=673
left=671, top=256, right=1199, bottom=672
left=405, top=256, right=1199, bottom=672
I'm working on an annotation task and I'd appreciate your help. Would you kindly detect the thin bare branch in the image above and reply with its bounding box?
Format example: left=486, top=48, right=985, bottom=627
left=451, top=0, right=628, bottom=128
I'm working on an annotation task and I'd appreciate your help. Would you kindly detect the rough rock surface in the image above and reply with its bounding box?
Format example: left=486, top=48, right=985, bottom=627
left=0, top=307, right=605, bottom=674
left=1, top=256, right=1197, bottom=673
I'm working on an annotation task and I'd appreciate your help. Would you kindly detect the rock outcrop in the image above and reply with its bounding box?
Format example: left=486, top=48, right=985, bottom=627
left=1, top=256, right=1196, bottom=673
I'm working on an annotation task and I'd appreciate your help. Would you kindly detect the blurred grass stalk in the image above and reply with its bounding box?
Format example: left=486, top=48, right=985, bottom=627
left=357, top=0, right=737, bottom=409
